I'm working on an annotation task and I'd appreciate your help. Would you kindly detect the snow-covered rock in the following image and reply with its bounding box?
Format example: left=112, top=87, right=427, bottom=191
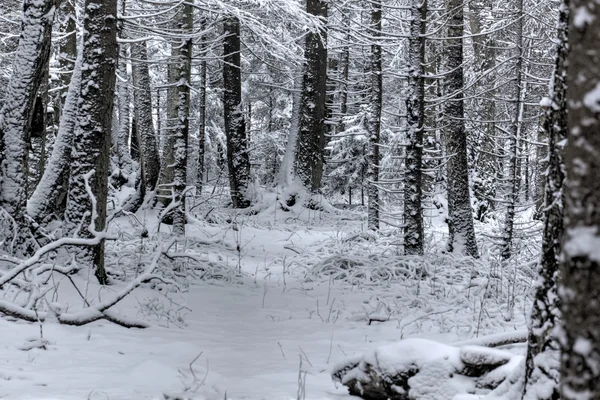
left=332, top=338, right=521, bottom=400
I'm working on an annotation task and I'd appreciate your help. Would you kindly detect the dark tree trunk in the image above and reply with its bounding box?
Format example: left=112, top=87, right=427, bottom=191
left=366, top=0, right=382, bottom=231
left=294, top=0, right=328, bottom=193
left=223, top=16, right=251, bottom=208
left=131, top=40, right=160, bottom=194
left=403, top=0, right=427, bottom=255
left=559, top=0, right=600, bottom=397
left=0, top=0, right=56, bottom=255
left=443, top=0, right=478, bottom=258
left=522, top=1, right=568, bottom=398
left=170, top=1, right=193, bottom=235
left=65, top=0, right=118, bottom=284
left=501, top=0, right=525, bottom=260
left=197, top=24, right=207, bottom=193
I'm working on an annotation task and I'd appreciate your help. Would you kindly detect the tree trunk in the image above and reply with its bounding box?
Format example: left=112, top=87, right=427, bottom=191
left=170, top=1, right=193, bottom=235
left=522, top=2, right=568, bottom=398
left=65, top=0, right=118, bottom=284
left=366, top=0, right=382, bottom=231
left=197, top=25, right=207, bottom=193
left=0, top=0, right=55, bottom=256
left=403, top=0, right=427, bottom=256
left=443, top=0, right=478, bottom=258
left=113, top=42, right=134, bottom=186
left=559, top=1, right=600, bottom=397
left=223, top=16, right=251, bottom=208
left=112, top=43, right=135, bottom=184
left=55, top=0, right=77, bottom=121
left=294, top=0, right=328, bottom=193
left=28, top=41, right=82, bottom=224
left=131, top=40, right=160, bottom=194
left=501, top=0, right=525, bottom=261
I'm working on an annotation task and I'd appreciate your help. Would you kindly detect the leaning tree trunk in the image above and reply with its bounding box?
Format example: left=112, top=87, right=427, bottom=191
left=366, top=0, right=382, bottom=231
left=28, top=41, right=82, bottom=224
left=559, top=1, right=600, bottom=398
left=131, top=40, right=160, bottom=194
left=223, top=16, right=251, bottom=208
left=443, top=0, right=478, bottom=258
left=0, top=0, right=55, bottom=256
left=522, top=2, right=568, bottom=398
left=65, top=0, right=118, bottom=284
left=294, top=0, right=328, bottom=193
left=403, top=0, right=427, bottom=256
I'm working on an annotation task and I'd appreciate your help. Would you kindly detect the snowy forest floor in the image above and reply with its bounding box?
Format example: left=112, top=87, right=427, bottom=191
left=0, top=190, right=540, bottom=400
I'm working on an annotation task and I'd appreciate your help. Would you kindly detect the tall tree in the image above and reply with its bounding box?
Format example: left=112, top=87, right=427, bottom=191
left=0, top=0, right=56, bottom=255
left=294, top=0, right=328, bottom=193
left=131, top=40, right=160, bottom=195
left=366, top=0, right=382, bottom=230
left=559, top=0, right=600, bottom=397
left=65, top=0, right=118, bottom=284
left=501, top=0, right=526, bottom=260
left=443, top=0, right=478, bottom=257
left=223, top=16, right=251, bottom=208
left=403, top=0, right=427, bottom=255
left=522, top=1, right=568, bottom=398
left=171, top=1, right=193, bottom=234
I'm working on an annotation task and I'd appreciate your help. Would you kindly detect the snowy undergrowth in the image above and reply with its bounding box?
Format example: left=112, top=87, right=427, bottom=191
left=0, top=192, right=541, bottom=399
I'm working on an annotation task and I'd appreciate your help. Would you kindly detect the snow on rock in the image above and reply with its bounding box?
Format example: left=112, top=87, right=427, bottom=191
left=332, top=339, right=520, bottom=400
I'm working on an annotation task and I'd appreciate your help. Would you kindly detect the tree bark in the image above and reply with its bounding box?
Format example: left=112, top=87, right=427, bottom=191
left=522, top=2, right=568, bottom=398
left=366, top=0, right=382, bottom=231
left=403, top=0, right=427, bottom=255
left=0, top=0, right=56, bottom=255
left=443, top=0, right=478, bottom=258
left=501, top=0, right=525, bottom=260
left=223, top=16, right=251, bottom=208
left=559, top=0, right=600, bottom=397
left=55, top=0, right=77, bottom=121
left=170, top=1, right=193, bottom=235
left=28, top=42, right=82, bottom=224
left=131, top=40, right=160, bottom=194
left=65, top=0, right=118, bottom=284
left=294, top=0, right=328, bottom=193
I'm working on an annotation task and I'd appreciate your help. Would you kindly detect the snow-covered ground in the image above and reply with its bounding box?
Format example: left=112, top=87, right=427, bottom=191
left=0, top=196, right=538, bottom=400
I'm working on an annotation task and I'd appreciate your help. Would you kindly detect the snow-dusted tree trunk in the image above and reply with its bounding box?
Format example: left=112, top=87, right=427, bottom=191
left=522, top=2, right=568, bottom=398
left=170, top=1, right=193, bottom=235
left=294, top=0, right=328, bottom=193
left=501, top=0, right=525, bottom=260
left=197, top=22, right=207, bottom=193
left=470, top=0, right=497, bottom=222
left=366, top=0, right=382, bottom=231
left=223, top=16, right=251, bottom=208
left=131, top=40, right=160, bottom=194
left=0, top=0, right=55, bottom=255
left=113, top=43, right=134, bottom=184
left=443, top=0, right=478, bottom=258
left=559, top=0, right=600, bottom=397
left=55, top=0, right=77, bottom=119
left=403, top=0, right=427, bottom=255
left=65, top=0, right=118, bottom=284
left=277, top=73, right=302, bottom=188
left=28, top=43, right=82, bottom=223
